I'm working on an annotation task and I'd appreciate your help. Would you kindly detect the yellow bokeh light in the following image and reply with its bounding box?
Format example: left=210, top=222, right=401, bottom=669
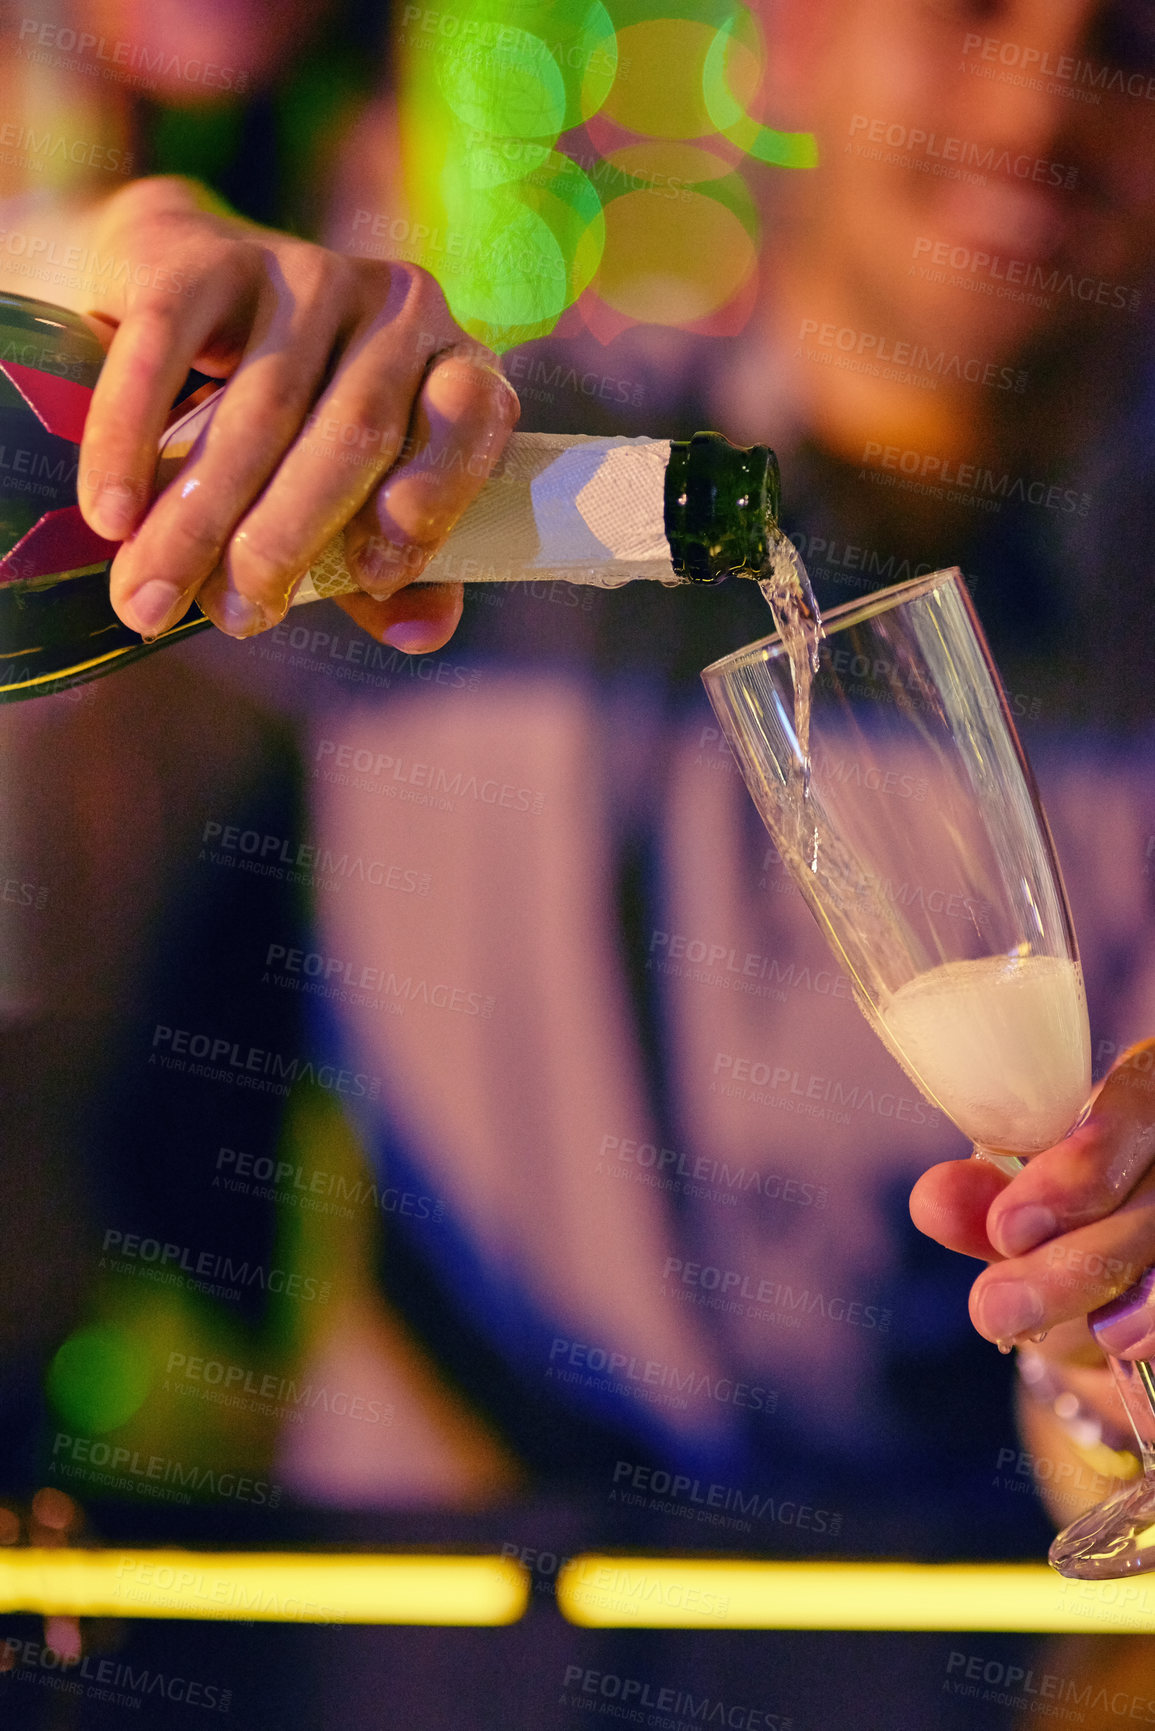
left=596, top=186, right=757, bottom=325
left=601, top=19, right=722, bottom=140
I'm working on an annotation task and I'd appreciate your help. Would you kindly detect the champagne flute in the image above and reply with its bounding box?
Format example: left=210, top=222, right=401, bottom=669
left=701, top=567, right=1155, bottom=1580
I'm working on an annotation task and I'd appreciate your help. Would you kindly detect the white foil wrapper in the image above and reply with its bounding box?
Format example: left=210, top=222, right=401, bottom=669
left=157, top=398, right=678, bottom=604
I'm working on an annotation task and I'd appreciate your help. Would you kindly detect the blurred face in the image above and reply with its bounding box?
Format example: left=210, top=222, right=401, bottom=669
left=776, top=0, right=1155, bottom=360
left=75, top=0, right=333, bottom=100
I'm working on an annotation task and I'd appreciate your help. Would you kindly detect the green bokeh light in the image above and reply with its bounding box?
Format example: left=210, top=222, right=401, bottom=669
left=438, top=24, right=568, bottom=139
left=441, top=150, right=605, bottom=345
left=47, top=1324, right=153, bottom=1434
left=702, top=13, right=818, bottom=167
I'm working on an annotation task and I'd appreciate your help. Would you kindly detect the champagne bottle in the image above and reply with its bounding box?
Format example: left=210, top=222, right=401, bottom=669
left=0, top=293, right=782, bottom=702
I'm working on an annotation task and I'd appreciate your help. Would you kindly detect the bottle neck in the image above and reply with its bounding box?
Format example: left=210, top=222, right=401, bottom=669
left=664, top=432, right=781, bottom=584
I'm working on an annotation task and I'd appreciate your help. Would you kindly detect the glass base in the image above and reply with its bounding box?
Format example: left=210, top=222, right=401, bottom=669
left=1050, top=1478, right=1155, bottom=1578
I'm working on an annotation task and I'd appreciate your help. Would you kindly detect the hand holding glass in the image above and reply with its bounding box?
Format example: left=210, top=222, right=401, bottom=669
left=702, top=569, right=1155, bottom=1579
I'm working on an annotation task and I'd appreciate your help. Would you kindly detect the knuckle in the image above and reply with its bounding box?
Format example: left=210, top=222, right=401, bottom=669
left=307, top=394, right=406, bottom=469
left=246, top=367, right=312, bottom=433
left=204, top=372, right=308, bottom=453
left=399, top=263, right=451, bottom=329
left=120, top=297, right=185, bottom=357
left=287, top=241, right=352, bottom=309
left=168, top=511, right=228, bottom=565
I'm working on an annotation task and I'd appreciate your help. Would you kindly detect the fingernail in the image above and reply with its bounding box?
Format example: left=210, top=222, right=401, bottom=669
left=217, top=590, right=266, bottom=638
left=1092, top=1270, right=1155, bottom=1358
left=994, top=1204, right=1057, bottom=1257
left=128, top=579, right=185, bottom=636
left=976, top=1281, right=1045, bottom=1342
left=478, top=365, right=520, bottom=420
left=90, top=483, right=139, bottom=541
left=355, top=543, right=409, bottom=595
left=430, top=358, right=517, bottom=419
left=382, top=618, right=439, bottom=654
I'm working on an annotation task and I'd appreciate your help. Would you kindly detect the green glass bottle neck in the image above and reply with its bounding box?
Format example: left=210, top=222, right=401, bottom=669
left=664, top=431, right=781, bottom=585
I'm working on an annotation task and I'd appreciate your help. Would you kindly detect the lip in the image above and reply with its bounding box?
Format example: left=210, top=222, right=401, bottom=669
left=930, top=178, right=1070, bottom=263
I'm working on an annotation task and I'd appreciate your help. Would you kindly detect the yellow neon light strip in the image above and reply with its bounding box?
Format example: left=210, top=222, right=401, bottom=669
left=0, top=1551, right=528, bottom=1625
left=0, top=615, right=208, bottom=696
left=557, top=1558, right=1155, bottom=1633
left=9, top=1552, right=1155, bottom=1632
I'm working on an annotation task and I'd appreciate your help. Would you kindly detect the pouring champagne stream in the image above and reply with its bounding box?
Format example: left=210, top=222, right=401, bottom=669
left=706, top=565, right=1155, bottom=1580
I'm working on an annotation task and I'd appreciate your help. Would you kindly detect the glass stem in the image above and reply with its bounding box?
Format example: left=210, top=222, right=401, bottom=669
left=972, top=1146, right=1155, bottom=1455
left=972, top=1144, right=1026, bottom=1179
